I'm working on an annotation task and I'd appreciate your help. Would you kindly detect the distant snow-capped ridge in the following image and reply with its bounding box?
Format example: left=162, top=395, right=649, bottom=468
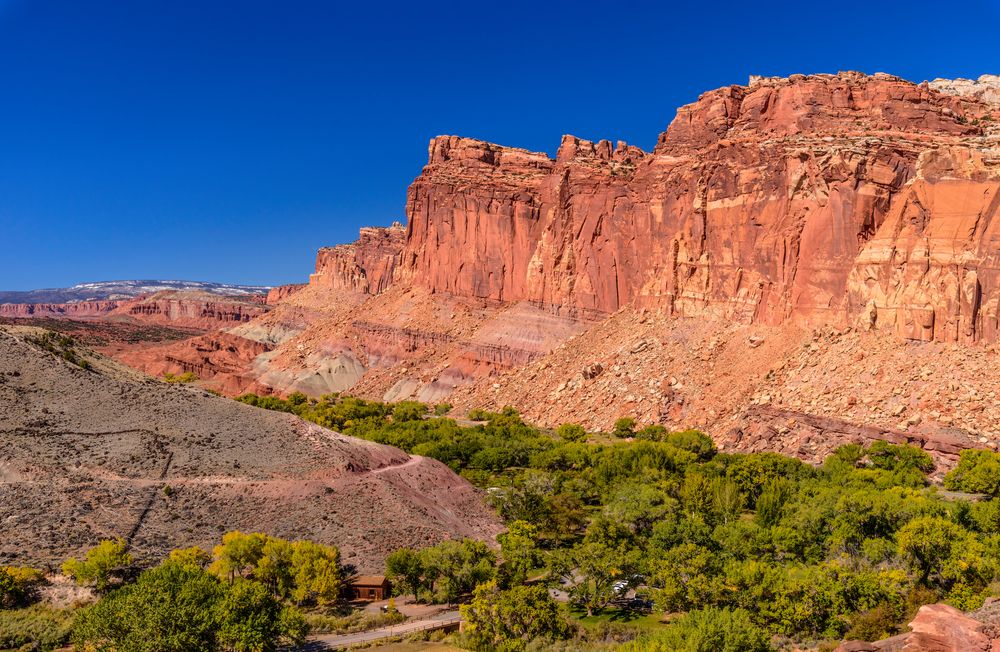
left=0, top=280, right=272, bottom=304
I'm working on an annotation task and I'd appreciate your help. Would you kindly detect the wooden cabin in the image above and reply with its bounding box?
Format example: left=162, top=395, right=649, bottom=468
left=348, top=575, right=391, bottom=601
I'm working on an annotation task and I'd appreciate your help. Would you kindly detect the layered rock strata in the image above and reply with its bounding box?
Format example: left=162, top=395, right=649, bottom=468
left=0, top=291, right=270, bottom=331
left=310, top=222, right=406, bottom=293
left=401, top=72, right=1000, bottom=342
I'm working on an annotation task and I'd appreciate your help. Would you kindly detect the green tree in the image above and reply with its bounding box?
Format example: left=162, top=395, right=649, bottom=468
left=866, top=441, right=933, bottom=474
left=619, top=607, right=772, bottom=652
left=897, top=516, right=967, bottom=586
left=385, top=548, right=425, bottom=600
left=664, top=429, right=716, bottom=459
left=650, top=544, right=721, bottom=612
left=73, top=561, right=306, bottom=652
left=755, top=478, right=794, bottom=527
left=419, top=539, right=497, bottom=605
left=210, top=531, right=266, bottom=583
left=288, top=540, right=342, bottom=608
left=944, top=449, right=1000, bottom=496
left=636, top=424, right=667, bottom=441
left=549, top=541, right=639, bottom=616
left=556, top=423, right=587, bottom=443
left=603, top=484, right=675, bottom=536
left=392, top=401, right=428, bottom=422
left=710, top=477, right=744, bottom=525
left=612, top=417, right=636, bottom=439
left=497, top=520, right=542, bottom=586
left=255, top=537, right=294, bottom=599
left=217, top=580, right=307, bottom=652
left=74, top=561, right=224, bottom=652
left=61, top=539, right=132, bottom=592
left=170, top=546, right=213, bottom=569
left=0, top=566, right=45, bottom=608
left=460, top=580, right=571, bottom=651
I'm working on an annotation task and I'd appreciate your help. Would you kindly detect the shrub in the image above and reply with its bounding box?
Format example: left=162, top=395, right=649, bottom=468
left=845, top=604, right=901, bottom=643
left=612, top=418, right=636, bottom=438
left=62, top=539, right=132, bottom=592
left=0, top=605, right=74, bottom=651
left=26, top=332, right=91, bottom=370
left=636, top=424, right=667, bottom=441
left=944, top=449, right=1000, bottom=496
left=304, top=609, right=404, bottom=634
left=0, top=566, right=45, bottom=608
left=618, top=607, right=772, bottom=652
left=556, top=423, right=587, bottom=443
left=664, top=429, right=716, bottom=459
left=163, top=371, right=198, bottom=384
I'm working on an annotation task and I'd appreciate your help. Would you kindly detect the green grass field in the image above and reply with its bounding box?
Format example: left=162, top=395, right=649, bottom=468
left=570, top=607, right=667, bottom=631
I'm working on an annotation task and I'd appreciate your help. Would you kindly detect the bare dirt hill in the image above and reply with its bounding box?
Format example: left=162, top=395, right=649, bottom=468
left=0, top=326, right=502, bottom=572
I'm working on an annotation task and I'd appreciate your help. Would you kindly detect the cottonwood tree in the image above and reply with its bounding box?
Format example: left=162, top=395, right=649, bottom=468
left=497, top=520, right=542, bottom=586
left=62, top=539, right=132, bottom=593
left=73, top=561, right=306, bottom=652
left=385, top=548, right=424, bottom=600
left=419, top=539, right=496, bottom=605
left=549, top=541, right=640, bottom=616
left=460, top=580, right=571, bottom=651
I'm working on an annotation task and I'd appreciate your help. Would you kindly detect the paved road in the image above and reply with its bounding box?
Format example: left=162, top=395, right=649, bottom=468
left=300, top=610, right=461, bottom=650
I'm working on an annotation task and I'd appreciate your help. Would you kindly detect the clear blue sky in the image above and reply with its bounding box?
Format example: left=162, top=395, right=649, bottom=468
left=1, top=0, right=998, bottom=290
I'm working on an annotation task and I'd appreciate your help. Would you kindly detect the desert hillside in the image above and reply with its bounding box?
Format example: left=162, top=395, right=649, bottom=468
left=0, top=326, right=502, bottom=572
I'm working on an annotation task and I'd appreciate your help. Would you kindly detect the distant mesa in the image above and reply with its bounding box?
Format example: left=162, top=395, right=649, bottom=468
left=0, top=279, right=272, bottom=304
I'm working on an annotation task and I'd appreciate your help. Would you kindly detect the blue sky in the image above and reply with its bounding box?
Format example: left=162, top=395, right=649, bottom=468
left=1, top=0, right=998, bottom=290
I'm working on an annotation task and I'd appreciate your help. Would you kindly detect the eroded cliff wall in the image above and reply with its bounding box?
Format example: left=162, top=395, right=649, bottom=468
left=399, top=72, right=1000, bottom=342
left=310, top=223, right=406, bottom=293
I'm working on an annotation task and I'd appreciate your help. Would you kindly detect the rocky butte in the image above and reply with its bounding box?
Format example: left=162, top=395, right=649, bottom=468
left=58, top=71, right=1000, bottom=468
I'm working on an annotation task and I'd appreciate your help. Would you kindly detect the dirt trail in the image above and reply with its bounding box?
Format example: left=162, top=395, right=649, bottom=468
left=370, top=455, right=425, bottom=475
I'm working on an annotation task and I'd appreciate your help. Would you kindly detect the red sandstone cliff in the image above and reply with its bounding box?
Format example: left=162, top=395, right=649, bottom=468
left=108, top=291, right=270, bottom=329
left=399, top=72, right=1000, bottom=342
left=1, top=291, right=270, bottom=331
left=0, top=301, right=121, bottom=319
left=266, top=284, right=307, bottom=305
left=310, top=222, right=406, bottom=293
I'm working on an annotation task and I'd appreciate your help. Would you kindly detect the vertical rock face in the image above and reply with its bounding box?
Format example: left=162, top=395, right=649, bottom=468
left=848, top=148, right=1000, bottom=343
left=110, top=292, right=270, bottom=329
left=310, top=223, right=406, bottom=293
left=400, top=72, right=1000, bottom=341
left=266, top=284, right=307, bottom=305
left=0, top=292, right=270, bottom=330
left=0, top=301, right=122, bottom=318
